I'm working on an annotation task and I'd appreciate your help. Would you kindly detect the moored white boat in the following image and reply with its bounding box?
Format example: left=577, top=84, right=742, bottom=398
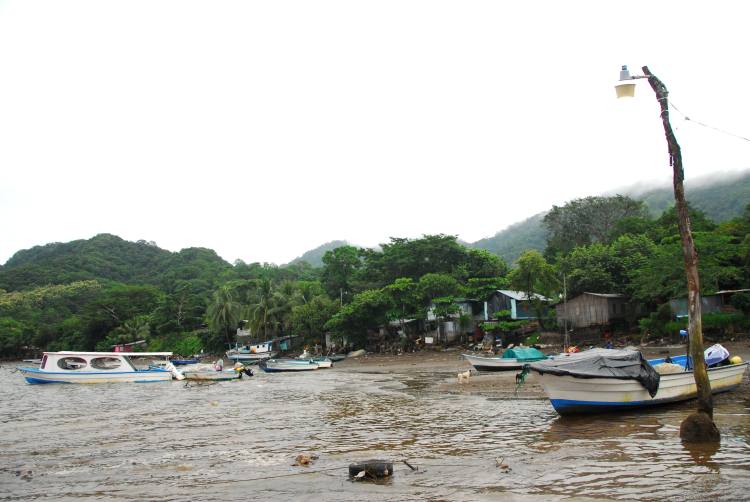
left=181, top=366, right=245, bottom=381
left=297, top=350, right=333, bottom=368
left=226, top=342, right=277, bottom=363
left=463, top=347, right=548, bottom=372
left=462, top=353, right=528, bottom=371
left=530, top=348, right=749, bottom=415
left=18, top=351, right=177, bottom=384
left=260, top=358, right=319, bottom=373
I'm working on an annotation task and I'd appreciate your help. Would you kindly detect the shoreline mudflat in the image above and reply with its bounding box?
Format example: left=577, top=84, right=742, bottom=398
left=334, top=340, right=750, bottom=397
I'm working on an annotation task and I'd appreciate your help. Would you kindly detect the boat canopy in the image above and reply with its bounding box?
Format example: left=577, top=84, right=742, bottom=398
left=529, top=349, right=661, bottom=397
left=46, top=351, right=173, bottom=357
left=502, top=347, right=546, bottom=361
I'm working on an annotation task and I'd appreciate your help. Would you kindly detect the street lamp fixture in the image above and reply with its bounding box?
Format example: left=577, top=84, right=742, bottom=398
left=614, top=65, right=637, bottom=98
left=615, top=65, right=718, bottom=442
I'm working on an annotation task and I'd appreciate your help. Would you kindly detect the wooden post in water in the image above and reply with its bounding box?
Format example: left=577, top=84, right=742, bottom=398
left=641, top=66, right=718, bottom=442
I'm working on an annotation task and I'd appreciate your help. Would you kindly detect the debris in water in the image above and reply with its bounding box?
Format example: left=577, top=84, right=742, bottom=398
left=348, top=460, right=393, bottom=480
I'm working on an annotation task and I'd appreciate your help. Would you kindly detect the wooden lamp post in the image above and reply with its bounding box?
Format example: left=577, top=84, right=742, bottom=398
left=615, top=65, right=719, bottom=442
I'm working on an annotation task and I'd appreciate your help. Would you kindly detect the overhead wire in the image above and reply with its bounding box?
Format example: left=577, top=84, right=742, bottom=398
left=668, top=101, right=750, bottom=143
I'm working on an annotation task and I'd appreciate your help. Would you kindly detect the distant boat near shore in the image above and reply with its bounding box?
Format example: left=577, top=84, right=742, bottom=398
left=463, top=347, right=548, bottom=372
left=260, top=358, right=319, bottom=373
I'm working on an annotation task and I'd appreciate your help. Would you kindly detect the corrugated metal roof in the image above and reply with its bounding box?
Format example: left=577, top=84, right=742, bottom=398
left=496, top=289, right=550, bottom=302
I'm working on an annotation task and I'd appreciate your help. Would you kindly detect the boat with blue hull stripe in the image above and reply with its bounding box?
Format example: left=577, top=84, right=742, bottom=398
left=530, top=348, right=749, bottom=415
left=18, top=351, right=179, bottom=384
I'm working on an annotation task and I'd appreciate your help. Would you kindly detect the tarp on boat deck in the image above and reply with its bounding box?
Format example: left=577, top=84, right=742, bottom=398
left=529, top=349, right=661, bottom=397
left=502, top=347, right=546, bottom=361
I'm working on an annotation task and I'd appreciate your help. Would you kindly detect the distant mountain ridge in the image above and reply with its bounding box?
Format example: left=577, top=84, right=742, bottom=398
left=0, top=233, right=231, bottom=291
left=3, top=172, right=747, bottom=283
left=466, top=170, right=750, bottom=264
left=288, top=240, right=349, bottom=267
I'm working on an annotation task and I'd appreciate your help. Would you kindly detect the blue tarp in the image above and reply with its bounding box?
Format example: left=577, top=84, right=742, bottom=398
left=502, top=347, right=546, bottom=361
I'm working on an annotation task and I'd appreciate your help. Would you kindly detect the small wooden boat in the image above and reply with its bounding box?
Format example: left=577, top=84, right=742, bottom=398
left=181, top=365, right=246, bottom=381
left=259, top=358, right=319, bottom=373
left=529, top=348, right=749, bottom=415
left=18, top=352, right=178, bottom=384
left=226, top=342, right=277, bottom=363
left=463, top=347, right=548, bottom=372
left=297, top=351, right=333, bottom=368
left=171, top=358, right=200, bottom=366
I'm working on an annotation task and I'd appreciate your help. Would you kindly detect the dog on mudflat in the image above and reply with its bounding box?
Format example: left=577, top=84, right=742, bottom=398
left=457, top=370, right=471, bottom=383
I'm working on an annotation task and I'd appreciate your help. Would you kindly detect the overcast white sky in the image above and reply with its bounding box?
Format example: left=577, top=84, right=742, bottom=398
left=1, top=1, right=749, bottom=266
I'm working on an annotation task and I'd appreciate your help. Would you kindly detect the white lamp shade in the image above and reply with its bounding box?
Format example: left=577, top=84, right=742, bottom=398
left=615, top=81, right=636, bottom=98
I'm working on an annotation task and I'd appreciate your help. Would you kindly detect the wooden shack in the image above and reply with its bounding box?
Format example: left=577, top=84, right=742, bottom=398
left=669, top=288, right=750, bottom=318
left=556, top=292, right=632, bottom=328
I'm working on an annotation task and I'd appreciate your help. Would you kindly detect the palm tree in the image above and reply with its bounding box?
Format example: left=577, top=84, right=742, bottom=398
left=108, top=316, right=151, bottom=346
left=245, top=280, right=299, bottom=340
left=207, top=286, right=240, bottom=345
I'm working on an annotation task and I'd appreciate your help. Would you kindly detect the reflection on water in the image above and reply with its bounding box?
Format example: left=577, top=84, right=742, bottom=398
left=0, top=364, right=748, bottom=501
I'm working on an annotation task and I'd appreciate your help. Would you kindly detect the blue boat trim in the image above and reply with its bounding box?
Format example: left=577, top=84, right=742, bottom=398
left=18, top=367, right=170, bottom=375
left=24, top=377, right=72, bottom=384
left=551, top=383, right=741, bottom=415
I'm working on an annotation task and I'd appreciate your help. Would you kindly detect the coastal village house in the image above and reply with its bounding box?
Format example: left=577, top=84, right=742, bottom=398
left=555, top=292, right=632, bottom=328
left=485, top=290, right=551, bottom=320
left=669, top=288, right=750, bottom=318
left=425, top=298, right=486, bottom=344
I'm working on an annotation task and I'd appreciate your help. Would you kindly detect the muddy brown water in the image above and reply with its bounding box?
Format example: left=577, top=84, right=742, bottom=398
left=1, top=361, right=749, bottom=501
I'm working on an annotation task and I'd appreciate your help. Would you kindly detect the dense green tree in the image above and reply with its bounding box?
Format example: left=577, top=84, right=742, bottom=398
left=289, top=295, right=339, bottom=346
left=509, top=250, right=558, bottom=298
left=628, top=232, right=742, bottom=305
left=0, top=317, right=30, bottom=356
left=418, top=273, right=461, bottom=303
left=321, top=245, right=363, bottom=303
left=207, top=285, right=240, bottom=347
left=324, top=289, right=393, bottom=345
left=560, top=243, right=619, bottom=298
left=454, top=248, right=509, bottom=280
left=362, top=235, right=467, bottom=286
left=462, top=277, right=510, bottom=301
left=384, top=278, right=422, bottom=322
left=509, top=250, right=558, bottom=325
left=544, top=195, right=648, bottom=257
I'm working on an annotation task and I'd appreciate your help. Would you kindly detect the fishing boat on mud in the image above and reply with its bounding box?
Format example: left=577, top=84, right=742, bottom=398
left=528, top=346, right=749, bottom=415
left=18, top=351, right=180, bottom=384
left=259, top=358, right=319, bottom=373
left=296, top=350, right=333, bottom=368
left=180, top=364, right=250, bottom=381
left=463, top=346, right=548, bottom=372
left=226, top=342, right=277, bottom=363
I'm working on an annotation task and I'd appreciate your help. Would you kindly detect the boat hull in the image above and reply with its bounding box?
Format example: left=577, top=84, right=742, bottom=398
left=226, top=352, right=277, bottom=363
left=260, top=359, right=319, bottom=372
left=462, top=353, right=542, bottom=372
left=19, top=367, right=173, bottom=384
left=537, top=362, right=749, bottom=415
left=182, top=370, right=242, bottom=381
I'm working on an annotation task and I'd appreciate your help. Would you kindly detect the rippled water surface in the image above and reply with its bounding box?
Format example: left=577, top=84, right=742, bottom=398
left=1, top=363, right=749, bottom=501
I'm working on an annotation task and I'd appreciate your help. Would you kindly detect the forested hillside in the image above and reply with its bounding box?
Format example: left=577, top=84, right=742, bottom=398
left=467, top=213, right=547, bottom=265
left=635, top=172, right=750, bottom=221
left=469, top=170, right=750, bottom=264
left=0, top=234, right=232, bottom=292
left=288, top=240, right=349, bottom=267
left=2, top=173, right=748, bottom=358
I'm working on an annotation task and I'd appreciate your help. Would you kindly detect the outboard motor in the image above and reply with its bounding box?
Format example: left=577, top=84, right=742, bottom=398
left=165, top=361, right=185, bottom=380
